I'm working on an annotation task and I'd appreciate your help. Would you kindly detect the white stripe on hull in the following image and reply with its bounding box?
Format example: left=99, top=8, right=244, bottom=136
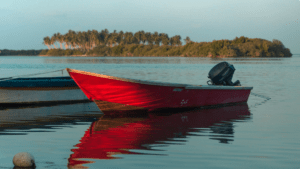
left=0, top=88, right=88, bottom=103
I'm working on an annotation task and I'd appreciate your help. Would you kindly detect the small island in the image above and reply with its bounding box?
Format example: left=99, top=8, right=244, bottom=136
left=1, top=29, right=292, bottom=57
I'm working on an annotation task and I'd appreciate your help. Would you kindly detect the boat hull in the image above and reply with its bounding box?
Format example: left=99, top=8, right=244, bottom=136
left=67, top=69, right=253, bottom=114
left=0, top=77, right=89, bottom=106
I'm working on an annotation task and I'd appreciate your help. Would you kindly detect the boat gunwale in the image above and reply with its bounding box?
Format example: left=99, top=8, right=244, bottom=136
left=0, top=86, right=80, bottom=90
left=66, top=68, right=253, bottom=90
left=0, top=76, right=78, bottom=88
left=0, top=76, right=72, bottom=82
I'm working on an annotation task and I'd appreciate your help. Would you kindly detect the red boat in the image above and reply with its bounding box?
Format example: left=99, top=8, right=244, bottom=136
left=68, top=103, right=251, bottom=167
left=66, top=62, right=252, bottom=114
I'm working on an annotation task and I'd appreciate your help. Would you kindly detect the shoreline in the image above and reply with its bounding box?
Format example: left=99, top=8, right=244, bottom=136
left=38, top=54, right=292, bottom=58
left=0, top=54, right=292, bottom=58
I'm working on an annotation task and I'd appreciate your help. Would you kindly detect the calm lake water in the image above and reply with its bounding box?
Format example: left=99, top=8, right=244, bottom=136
left=0, top=56, right=299, bottom=168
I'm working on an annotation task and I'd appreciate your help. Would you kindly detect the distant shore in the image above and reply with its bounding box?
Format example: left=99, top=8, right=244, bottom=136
left=1, top=37, right=293, bottom=58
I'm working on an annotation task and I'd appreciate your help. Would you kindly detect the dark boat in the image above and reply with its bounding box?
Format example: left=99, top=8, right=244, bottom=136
left=66, top=62, right=253, bottom=114
left=0, top=76, right=89, bottom=107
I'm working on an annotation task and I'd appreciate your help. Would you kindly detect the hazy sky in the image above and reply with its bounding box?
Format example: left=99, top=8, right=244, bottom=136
left=1, top=0, right=299, bottom=54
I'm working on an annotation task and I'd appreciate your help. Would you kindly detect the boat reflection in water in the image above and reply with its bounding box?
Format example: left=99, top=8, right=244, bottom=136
left=0, top=102, right=100, bottom=134
left=68, top=103, right=251, bottom=167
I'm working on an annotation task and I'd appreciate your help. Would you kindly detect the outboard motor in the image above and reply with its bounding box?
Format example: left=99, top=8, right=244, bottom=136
left=207, top=62, right=241, bottom=86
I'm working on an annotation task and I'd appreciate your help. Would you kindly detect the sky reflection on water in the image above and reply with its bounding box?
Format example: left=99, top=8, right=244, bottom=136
left=0, top=56, right=299, bottom=168
left=0, top=102, right=251, bottom=168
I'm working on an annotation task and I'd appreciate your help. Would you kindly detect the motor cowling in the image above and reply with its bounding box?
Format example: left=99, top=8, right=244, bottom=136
left=208, top=62, right=241, bottom=86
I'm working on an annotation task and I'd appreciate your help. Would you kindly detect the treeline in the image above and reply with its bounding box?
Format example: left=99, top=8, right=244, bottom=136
left=0, top=30, right=292, bottom=57
left=41, top=32, right=292, bottom=57
left=43, top=29, right=185, bottom=51
left=0, top=49, right=43, bottom=56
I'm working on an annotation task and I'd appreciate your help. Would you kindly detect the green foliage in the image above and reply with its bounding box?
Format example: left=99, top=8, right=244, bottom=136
left=38, top=36, right=292, bottom=58
left=39, top=50, right=48, bottom=55
left=44, top=49, right=83, bottom=56
left=130, top=45, right=138, bottom=53
left=43, top=29, right=187, bottom=51
left=112, top=45, right=124, bottom=55
left=0, top=49, right=44, bottom=56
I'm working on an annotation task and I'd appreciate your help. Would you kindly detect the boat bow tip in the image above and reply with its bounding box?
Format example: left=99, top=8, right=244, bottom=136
left=65, top=68, right=72, bottom=73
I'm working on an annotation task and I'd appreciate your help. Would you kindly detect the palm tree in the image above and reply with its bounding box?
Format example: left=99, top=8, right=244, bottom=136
left=160, top=33, right=169, bottom=46
left=117, top=31, right=124, bottom=45
left=56, top=33, right=64, bottom=49
left=152, top=32, right=160, bottom=46
left=43, top=36, right=52, bottom=49
left=145, top=32, right=153, bottom=45
left=173, top=35, right=182, bottom=46
left=140, top=31, right=147, bottom=45
left=76, top=31, right=85, bottom=50
left=100, top=29, right=109, bottom=46
left=72, top=31, right=80, bottom=49
left=184, top=36, right=191, bottom=44
left=134, top=31, right=145, bottom=45
left=111, top=30, right=119, bottom=46
left=90, top=30, right=99, bottom=49
left=124, top=32, right=134, bottom=45
left=82, top=31, right=90, bottom=50
left=99, top=30, right=107, bottom=45
left=50, top=35, right=57, bottom=49
left=64, top=31, right=71, bottom=49
left=68, top=30, right=77, bottom=49
left=43, top=29, right=185, bottom=52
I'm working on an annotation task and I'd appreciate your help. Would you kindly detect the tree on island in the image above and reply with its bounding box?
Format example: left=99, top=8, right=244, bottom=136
left=43, top=36, right=51, bottom=49
left=40, top=29, right=292, bottom=58
left=43, top=29, right=183, bottom=51
left=184, top=36, right=191, bottom=44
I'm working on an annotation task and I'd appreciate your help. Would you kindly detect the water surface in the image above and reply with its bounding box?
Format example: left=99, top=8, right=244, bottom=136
left=0, top=56, right=299, bottom=168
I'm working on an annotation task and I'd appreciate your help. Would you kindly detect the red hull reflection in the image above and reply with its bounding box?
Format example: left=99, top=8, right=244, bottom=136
left=68, top=103, right=250, bottom=167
